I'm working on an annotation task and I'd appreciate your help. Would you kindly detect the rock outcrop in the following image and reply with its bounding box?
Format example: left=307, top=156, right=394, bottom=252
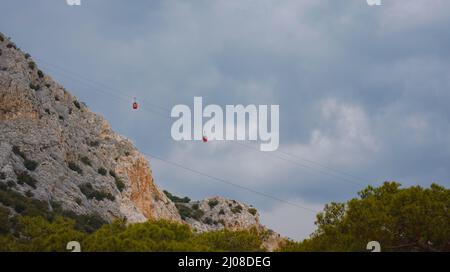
left=0, top=33, right=181, bottom=223
left=0, top=33, right=284, bottom=250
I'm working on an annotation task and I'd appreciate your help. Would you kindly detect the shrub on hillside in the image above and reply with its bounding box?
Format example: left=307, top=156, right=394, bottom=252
left=79, top=183, right=115, bottom=202
left=68, top=162, right=83, bottom=175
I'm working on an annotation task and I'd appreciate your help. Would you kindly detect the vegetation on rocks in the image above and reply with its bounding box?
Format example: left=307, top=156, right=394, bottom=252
left=78, top=183, right=115, bottom=202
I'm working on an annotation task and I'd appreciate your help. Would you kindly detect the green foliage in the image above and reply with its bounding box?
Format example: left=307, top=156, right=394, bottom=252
left=115, top=178, right=125, bottom=192
left=6, top=181, right=16, bottom=188
left=203, top=217, right=214, bottom=225
left=88, top=140, right=100, bottom=147
left=37, top=70, right=44, bottom=78
left=28, top=61, right=36, bottom=70
left=208, top=199, right=219, bottom=208
left=68, top=162, right=82, bottom=175
left=80, top=156, right=92, bottom=167
left=0, top=186, right=266, bottom=252
left=0, top=206, right=11, bottom=235
left=193, top=228, right=264, bottom=252
left=24, top=53, right=30, bottom=59
left=176, top=203, right=204, bottom=220
left=231, top=205, right=243, bottom=214
left=0, top=186, right=52, bottom=218
left=0, top=186, right=106, bottom=237
left=29, top=83, right=40, bottom=91
left=24, top=159, right=38, bottom=171
left=73, top=100, right=81, bottom=109
left=16, top=172, right=37, bottom=189
left=81, top=220, right=265, bottom=252
left=78, top=183, right=115, bottom=202
left=278, top=182, right=450, bottom=252
left=248, top=208, right=257, bottom=216
left=163, top=190, right=190, bottom=203
left=97, top=167, right=107, bottom=176
left=82, top=220, right=202, bottom=252
left=0, top=216, right=87, bottom=252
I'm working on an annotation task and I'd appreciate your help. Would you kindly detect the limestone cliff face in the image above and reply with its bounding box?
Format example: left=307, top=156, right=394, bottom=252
left=0, top=33, right=181, bottom=223
left=0, top=33, right=284, bottom=250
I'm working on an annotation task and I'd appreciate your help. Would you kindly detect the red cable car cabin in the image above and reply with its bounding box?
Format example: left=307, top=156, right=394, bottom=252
left=132, top=98, right=138, bottom=110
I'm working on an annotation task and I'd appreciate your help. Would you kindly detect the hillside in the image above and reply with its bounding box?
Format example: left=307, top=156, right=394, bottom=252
left=0, top=32, right=283, bottom=250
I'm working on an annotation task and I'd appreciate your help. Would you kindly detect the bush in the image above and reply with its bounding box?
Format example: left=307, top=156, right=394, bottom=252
left=24, top=159, right=38, bottom=171
left=248, top=208, right=257, bottom=216
left=193, top=228, right=265, bottom=252
left=0, top=187, right=107, bottom=240
left=115, top=178, right=125, bottom=192
left=6, top=181, right=16, bottom=188
left=16, top=172, right=37, bottom=189
left=68, top=162, right=83, bottom=175
left=208, top=199, right=219, bottom=208
left=24, top=53, right=30, bottom=59
left=278, top=182, right=450, bottom=252
left=28, top=61, right=36, bottom=70
left=0, top=172, right=5, bottom=180
left=0, top=49, right=2, bottom=56
left=109, top=170, right=116, bottom=178
left=79, top=183, right=115, bottom=202
left=0, top=206, right=11, bottom=235
left=231, top=205, right=243, bottom=214
left=14, top=202, right=27, bottom=213
left=73, top=100, right=81, bottom=109
left=12, top=146, right=26, bottom=160
left=29, top=83, right=40, bottom=91
left=163, top=190, right=191, bottom=203
left=0, top=34, right=4, bottom=42
left=219, top=209, right=225, bottom=215
left=80, top=156, right=92, bottom=166
left=37, top=70, right=44, bottom=78
left=192, top=203, right=199, bottom=210
left=203, top=217, right=214, bottom=225
left=176, top=203, right=204, bottom=220
left=97, top=167, right=107, bottom=176
left=88, top=140, right=100, bottom=147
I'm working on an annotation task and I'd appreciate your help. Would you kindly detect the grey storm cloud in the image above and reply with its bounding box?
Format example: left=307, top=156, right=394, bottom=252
left=1, top=0, right=449, bottom=239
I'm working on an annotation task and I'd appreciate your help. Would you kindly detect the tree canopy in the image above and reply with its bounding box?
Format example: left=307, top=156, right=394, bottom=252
left=279, top=182, right=450, bottom=252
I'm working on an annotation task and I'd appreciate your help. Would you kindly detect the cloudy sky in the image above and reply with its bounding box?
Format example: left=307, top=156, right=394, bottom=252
left=1, top=0, right=449, bottom=240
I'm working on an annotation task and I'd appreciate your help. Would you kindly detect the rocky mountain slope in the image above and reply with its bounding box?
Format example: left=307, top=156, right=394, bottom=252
left=0, top=33, right=283, bottom=250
